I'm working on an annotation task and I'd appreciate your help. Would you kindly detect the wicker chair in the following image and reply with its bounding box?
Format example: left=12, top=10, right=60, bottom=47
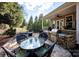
left=1, top=46, right=30, bottom=57
left=34, top=42, right=56, bottom=57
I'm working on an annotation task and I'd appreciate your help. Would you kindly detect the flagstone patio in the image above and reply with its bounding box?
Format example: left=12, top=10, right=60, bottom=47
left=0, top=35, right=72, bottom=57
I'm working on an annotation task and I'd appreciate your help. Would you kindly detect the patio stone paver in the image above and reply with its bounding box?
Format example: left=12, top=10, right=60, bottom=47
left=45, top=39, right=72, bottom=57
left=51, top=44, right=72, bottom=57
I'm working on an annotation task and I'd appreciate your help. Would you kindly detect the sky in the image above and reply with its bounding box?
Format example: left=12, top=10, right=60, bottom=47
left=18, top=0, right=65, bottom=23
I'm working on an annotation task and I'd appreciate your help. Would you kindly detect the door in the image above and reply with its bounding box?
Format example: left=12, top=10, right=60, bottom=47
left=56, top=20, right=60, bottom=29
left=60, top=19, right=64, bottom=30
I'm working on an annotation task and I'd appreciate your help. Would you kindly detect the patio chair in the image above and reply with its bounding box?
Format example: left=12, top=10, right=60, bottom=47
left=1, top=46, right=30, bottom=57
left=1, top=46, right=16, bottom=57
left=16, top=33, right=28, bottom=44
left=34, top=42, right=56, bottom=57
left=15, top=48, right=30, bottom=57
left=28, top=32, right=33, bottom=37
left=48, top=27, right=52, bottom=31
left=39, top=32, right=48, bottom=41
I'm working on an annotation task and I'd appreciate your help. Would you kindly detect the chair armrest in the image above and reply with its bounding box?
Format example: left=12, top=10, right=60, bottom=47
left=42, top=42, right=56, bottom=57
left=1, top=47, right=16, bottom=57
left=21, top=34, right=28, bottom=38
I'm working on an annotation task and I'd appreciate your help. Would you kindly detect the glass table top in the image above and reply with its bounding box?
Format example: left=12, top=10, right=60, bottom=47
left=20, top=37, right=45, bottom=50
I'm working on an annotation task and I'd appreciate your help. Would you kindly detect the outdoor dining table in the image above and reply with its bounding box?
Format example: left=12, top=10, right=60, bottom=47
left=19, top=37, right=46, bottom=56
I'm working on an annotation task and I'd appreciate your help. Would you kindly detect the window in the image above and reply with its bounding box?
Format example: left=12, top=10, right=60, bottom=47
left=65, top=15, right=73, bottom=29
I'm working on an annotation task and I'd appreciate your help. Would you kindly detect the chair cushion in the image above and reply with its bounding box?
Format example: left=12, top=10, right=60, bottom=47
left=35, top=47, right=49, bottom=57
left=34, top=43, right=50, bottom=57
left=39, top=32, right=48, bottom=41
left=16, top=49, right=29, bottom=57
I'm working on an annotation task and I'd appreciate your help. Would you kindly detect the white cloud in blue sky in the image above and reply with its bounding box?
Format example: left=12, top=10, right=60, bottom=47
left=18, top=0, right=65, bottom=22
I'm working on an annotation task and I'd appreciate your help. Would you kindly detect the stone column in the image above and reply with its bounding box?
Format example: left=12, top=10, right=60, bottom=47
left=76, top=2, right=79, bottom=44
left=42, top=18, right=43, bottom=30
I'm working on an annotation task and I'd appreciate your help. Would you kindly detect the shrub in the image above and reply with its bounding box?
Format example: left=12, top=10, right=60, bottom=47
left=3, top=27, right=16, bottom=36
left=0, top=24, right=9, bottom=29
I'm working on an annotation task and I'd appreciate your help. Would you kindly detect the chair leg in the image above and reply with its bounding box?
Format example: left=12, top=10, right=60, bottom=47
left=1, top=47, right=16, bottom=57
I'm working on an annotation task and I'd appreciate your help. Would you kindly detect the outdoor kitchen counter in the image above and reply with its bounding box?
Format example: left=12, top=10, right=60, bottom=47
left=57, top=33, right=76, bottom=49
left=47, top=31, right=57, bottom=42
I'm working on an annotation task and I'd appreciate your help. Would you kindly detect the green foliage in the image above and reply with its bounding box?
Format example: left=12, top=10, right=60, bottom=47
left=27, top=14, right=50, bottom=32
left=43, top=20, right=50, bottom=27
left=21, top=19, right=27, bottom=28
left=27, top=16, right=33, bottom=30
left=0, top=2, right=24, bottom=27
left=3, top=27, right=16, bottom=36
left=32, top=16, right=38, bottom=32
left=0, top=23, right=9, bottom=29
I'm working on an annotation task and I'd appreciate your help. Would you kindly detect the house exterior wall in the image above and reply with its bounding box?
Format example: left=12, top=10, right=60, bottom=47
left=44, top=2, right=77, bottom=44
left=76, top=3, right=79, bottom=44
left=72, top=13, right=76, bottom=29
left=52, top=13, right=76, bottom=30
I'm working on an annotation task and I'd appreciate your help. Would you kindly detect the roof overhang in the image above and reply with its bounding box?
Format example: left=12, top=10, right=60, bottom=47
left=44, top=2, right=76, bottom=20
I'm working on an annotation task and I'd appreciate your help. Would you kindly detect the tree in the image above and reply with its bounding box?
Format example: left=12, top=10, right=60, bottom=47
left=27, top=14, right=50, bottom=32
left=21, top=19, right=27, bottom=27
left=33, top=16, right=38, bottom=32
left=27, top=16, right=33, bottom=30
left=0, top=2, right=24, bottom=27
left=38, top=14, right=43, bottom=31
left=34, top=16, right=38, bottom=22
left=38, top=19, right=42, bottom=31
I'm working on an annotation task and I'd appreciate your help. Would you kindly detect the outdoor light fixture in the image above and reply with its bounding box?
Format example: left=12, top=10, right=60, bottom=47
left=56, top=14, right=62, bottom=18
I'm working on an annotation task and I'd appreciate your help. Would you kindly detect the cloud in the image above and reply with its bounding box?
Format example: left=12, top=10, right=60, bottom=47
left=18, top=0, right=64, bottom=22
left=25, top=0, right=54, bottom=12
left=18, top=0, right=54, bottom=22
left=21, top=0, right=54, bottom=19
